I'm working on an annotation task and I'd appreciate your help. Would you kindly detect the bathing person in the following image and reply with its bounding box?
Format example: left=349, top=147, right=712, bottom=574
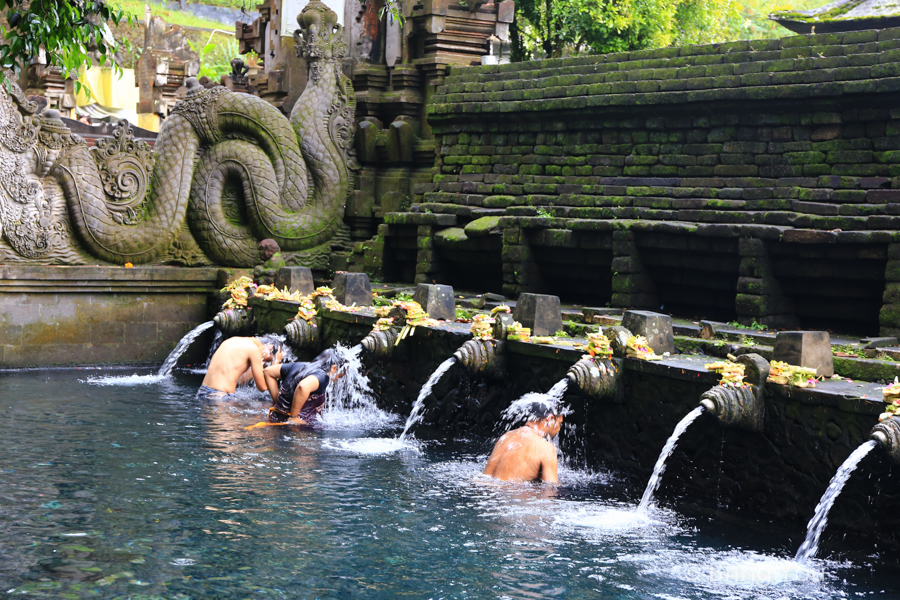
left=483, top=403, right=563, bottom=484
left=199, top=336, right=283, bottom=399
left=262, top=349, right=345, bottom=426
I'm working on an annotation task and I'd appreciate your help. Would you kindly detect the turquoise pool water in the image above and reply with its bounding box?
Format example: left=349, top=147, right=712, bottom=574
left=0, top=369, right=895, bottom=599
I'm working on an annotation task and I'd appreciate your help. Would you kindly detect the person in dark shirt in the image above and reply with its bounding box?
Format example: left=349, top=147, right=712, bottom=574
left=261, top=349, right=345, bottom=426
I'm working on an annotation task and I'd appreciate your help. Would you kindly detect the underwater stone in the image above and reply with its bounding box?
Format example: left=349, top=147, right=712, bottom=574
left=274, top=267, right=315, bottom=295
left=772, top=330, right=834, bottom=377
left=621, top=310, right=674, bottom=355
left=513, top=293, right=563, bottom=336
left=333, top=272, right=373, bottom=307
left=412, top=284, right=456, bottom=321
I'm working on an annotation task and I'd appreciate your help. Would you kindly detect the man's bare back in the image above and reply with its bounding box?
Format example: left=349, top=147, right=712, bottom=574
left=484, top=414, right=563, bottom=484
left=202, top=337, right=270, bottom=395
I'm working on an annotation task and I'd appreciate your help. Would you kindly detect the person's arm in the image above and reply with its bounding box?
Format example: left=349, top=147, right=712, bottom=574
left=540, top=444, right=559, bottom=484
left=263, top=364, right=282, bottom=403
left=249, top=350, right=267, bottom=392
left=290, top=375, right=322, bottom=418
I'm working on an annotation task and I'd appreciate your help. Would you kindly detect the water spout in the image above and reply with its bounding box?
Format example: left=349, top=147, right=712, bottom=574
left=213, top=307, right=253, bottom=334
left=284, top=318, right=320, bottom=350
left=360, top=328, right=401, bottom=357
left=399, top=357, right=457, bottom=441
left=699, top=385, right=764, bottom=433
left=698, top=353, right=769, bottom=433
left=870, top=416, right=900, bottom=463
left=795, top=440, right=877, bottom=563
left=566, top=357, right=620, bottom=400
left=158, top=321, right=215, bottom=377
left=453, top=338, right=503, bottom=377
left=636, top=405, right=706, bottom=515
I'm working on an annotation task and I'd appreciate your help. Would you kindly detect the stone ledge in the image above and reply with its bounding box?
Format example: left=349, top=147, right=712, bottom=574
left=0, top=266, right=220, bottom=294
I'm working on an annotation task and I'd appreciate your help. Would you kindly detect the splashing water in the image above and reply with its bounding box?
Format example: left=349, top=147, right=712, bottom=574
left=86, top=321, right=214, bottom=385
left=158, top=321, right=215, bottom=377
left=205, top=329, right=223, bottom=367
left=795, top=440, right=877, bottom=564
left=399, top=357, right=457, bottom=441
left=501, top=377, right=570, bottom=424
left=320, top=343, right=395, bottom=430
left=636, top=405, right=706, bottom=515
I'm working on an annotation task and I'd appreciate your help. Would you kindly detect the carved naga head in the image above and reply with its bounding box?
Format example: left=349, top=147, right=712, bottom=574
left=294, top=0, right=345, bottom=62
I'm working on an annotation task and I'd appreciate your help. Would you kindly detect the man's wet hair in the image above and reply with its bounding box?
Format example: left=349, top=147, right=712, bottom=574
left=311, top=348, right=346, bottom=371
left=528, top=401, right=559, bottom=421
left=257, top=334, right=284, bottom=365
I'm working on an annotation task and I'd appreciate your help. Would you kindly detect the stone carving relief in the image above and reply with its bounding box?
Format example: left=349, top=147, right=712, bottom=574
left=0, top=0, right=356, bottom=268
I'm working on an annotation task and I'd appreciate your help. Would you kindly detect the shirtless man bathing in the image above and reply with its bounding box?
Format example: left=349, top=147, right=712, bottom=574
left=198, top=336, right=282, bottom=400
left=483, top=402, right=564, bottom=484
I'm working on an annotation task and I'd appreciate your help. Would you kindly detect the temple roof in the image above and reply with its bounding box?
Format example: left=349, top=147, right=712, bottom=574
left=770, top=0, right=900, bottom=34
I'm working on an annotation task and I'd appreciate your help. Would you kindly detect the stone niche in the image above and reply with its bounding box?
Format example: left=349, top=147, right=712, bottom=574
left=0, top=266, right=218, bottom=367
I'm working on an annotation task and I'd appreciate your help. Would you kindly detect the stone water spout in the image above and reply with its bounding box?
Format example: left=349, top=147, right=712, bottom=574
left=870, top=416, right=900, bottom=463
left=699, top=353, right=769, bottom=433
left=566, top=358, right=621, bottom=401
left=285, top=317, right=320, bottom=350
left=213, top=307, right=253, bottom=334
left=360, top=328, right=400, bottom=357
left=452, top=313, right=515, bottom=378
left=360, top=304, right=418, bottom=358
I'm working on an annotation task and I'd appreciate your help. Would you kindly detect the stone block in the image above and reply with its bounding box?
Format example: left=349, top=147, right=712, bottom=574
left=274, top=267, right=315, bottom=296
left=412, top=283, right=456, bottom=321
left=513, top=293, right=563, bottom=336
left=333, top=272, right=372, bottom=307
left=621, top=310, right=674, bottom=354
left=861, top=336, right=898, bottom=349
left=772, top=330, right=834, bottom=377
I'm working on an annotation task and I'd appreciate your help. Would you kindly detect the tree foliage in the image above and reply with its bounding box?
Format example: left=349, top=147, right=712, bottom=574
left=0, top=0, right=133, bottom=89
left=510, top=0, right=831, bottom=61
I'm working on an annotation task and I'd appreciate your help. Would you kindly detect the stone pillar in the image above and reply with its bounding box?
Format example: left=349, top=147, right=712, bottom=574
left=880, top=242, right=900, bottom=337
left=501, top=225, right=540, bottom=297
left=415, top=225, right=445, bottom=284
left=610, top=230, right=658, bottom=310
left=361, top=223, right=388, bottom=278
left=735, top=238, right=798, bottom=329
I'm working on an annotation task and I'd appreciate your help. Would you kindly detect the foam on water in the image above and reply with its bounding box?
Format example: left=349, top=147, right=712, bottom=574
left=84, top=372, right=167, bottom=386
left=649, top=549, right=837, bottom=598
left=324, top=438, right=418, bottom=454
left=553, top=504, right=664, bottom=534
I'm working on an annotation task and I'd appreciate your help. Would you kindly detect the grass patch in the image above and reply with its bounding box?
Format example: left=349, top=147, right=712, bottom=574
left=112, top=0, right=230, bottom=30
left=832, top=344, right=866, bottom=358
left=727, top=319, right=768, bottom=331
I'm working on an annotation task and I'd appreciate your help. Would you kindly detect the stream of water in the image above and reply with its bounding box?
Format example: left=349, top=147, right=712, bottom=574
left=399, top=356, right=458, bottom=441
left=636, top=405, right=706, bottom=515
left=795, top=439, right=878, bottom=564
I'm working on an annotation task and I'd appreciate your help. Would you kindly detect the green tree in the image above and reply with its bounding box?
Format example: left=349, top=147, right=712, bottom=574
left=510, top=0, right=834, bottom=60
left=0, top=0, right=133, bottom=89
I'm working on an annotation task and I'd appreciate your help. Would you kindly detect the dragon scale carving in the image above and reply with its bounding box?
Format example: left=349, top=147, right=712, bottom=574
left=0, top=0, right=355, bottom=267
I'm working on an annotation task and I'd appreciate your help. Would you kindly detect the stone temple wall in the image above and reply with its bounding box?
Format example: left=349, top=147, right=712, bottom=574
left=380, top=28, right=900, bottom=336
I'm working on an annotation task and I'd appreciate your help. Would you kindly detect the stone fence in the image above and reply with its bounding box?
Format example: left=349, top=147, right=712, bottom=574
left=377, top=28, right=900, bottom=336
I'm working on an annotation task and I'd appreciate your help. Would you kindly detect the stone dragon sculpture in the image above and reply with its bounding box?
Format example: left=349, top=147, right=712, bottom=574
left=0, top=0, right=355, bottom=267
